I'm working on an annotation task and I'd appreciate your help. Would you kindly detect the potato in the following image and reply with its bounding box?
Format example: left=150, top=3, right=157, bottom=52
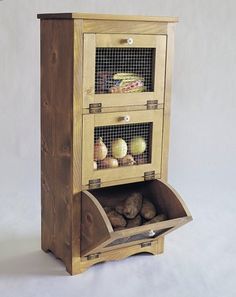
left=140, top=200, right=156, bottom=220
left=126, top=215, right=142, bottom=228
left=107, top=210, right=127, bottom=228
left=143, top=214, right=167, bottom=225
left=123, top=192, right=143, bottom=219
left=115, top=202, right=124, bottom=215
left=103, top=206, right=113, bottom=213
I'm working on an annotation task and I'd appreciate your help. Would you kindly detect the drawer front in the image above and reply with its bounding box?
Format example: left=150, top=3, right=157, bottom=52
left=83, top=33, right=166, bottom=109
left=82, top=109, right=163, bottom=187
left=81, top=179, right=192, bottom=257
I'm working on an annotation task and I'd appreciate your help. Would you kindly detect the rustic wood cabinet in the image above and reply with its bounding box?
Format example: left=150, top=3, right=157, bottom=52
left=37, top=12, right=192, bottom=275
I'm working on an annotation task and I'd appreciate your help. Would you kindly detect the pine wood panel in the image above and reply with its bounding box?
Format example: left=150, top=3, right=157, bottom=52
left=77, top=237, right=164, bottom=274
left=37, top=13, right=178, bottom=23
left=161, top=24, right=176, bottom=181
left=96, top=33, right=160, bottom=47
left=40, top=19, right=74, bottom=273
left=83, top=20, right=168, bottom=34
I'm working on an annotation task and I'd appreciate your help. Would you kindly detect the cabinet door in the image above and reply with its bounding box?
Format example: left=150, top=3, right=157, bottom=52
left=83, top=34, right=166, bottom=109
left=82, top=109, right=163, bottom=187
left=81, top=179, right=192, bottom=257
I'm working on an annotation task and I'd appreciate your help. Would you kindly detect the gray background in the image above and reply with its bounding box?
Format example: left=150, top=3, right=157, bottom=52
left=0, top=0, right=235, bottom=296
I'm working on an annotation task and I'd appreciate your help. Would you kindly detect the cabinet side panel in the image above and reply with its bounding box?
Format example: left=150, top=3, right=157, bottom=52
left=161, top=24, right=176, bottom=181
left=40, top=19, right=74, bottom=271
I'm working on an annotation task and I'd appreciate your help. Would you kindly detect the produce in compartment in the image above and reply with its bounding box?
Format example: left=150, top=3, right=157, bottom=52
left=129, top=137, right=147, bottom=155
left=123, top=192, right=143, bottom=219
left=112, top=138, right=128, bottom=159
left=109, top=73, right=146, bottom=93
left=140, top=200, right=157, bottom=220
left=119, top=154, right=136, bottom=166
left=93, top=161, right=97, bottom=170
left=143, top=214, right=167, bottom=225
left=104, top=192, right=167, bottom=230
left=94, top=137, right=108, bottom=161
left=126, top=215, right=142, bottom=228
left=106, top=210, right=127, bottom=228
left=101, top=157, right=119, bottom=168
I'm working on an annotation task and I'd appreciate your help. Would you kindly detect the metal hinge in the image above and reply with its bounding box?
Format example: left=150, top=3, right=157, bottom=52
left=141, top=242, right=152, bottom=248
left=144, top=170, right=155, bottom=181
left=147, top=100, right=158, bottom=110
left=89, top=178, right=101, bottom=189
left=86, top=253, right=100, bottom=260
left=89, top=103, right=102, bottom=113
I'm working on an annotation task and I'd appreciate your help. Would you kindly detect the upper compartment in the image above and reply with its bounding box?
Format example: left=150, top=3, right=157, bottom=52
left=83, top=34, right=167, bottom=110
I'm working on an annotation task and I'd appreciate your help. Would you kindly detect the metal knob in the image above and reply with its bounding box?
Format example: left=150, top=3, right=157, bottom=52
left=148, top=230, right=156, bottom=237
left=119, top=115, right=130, bottom=122
left=127, top=37, right=134, bottom=45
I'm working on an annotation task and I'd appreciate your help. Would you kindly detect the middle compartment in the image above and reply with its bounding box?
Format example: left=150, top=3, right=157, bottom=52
left=82, top=109, right=163, bottom=187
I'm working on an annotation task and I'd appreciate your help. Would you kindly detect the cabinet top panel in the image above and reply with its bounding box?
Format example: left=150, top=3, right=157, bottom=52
left=37, top=12, right=178, bottom=23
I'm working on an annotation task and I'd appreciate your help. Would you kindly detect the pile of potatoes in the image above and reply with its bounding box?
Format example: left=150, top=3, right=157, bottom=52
left=103, top=192, right=167, bottom=231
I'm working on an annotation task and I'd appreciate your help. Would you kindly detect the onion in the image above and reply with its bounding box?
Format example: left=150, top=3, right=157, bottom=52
left=101, top=157, right=119, bottom=168
left=112, top=138, right=127, bottom=159
left=94, top=137, right=108, bottom=161
left=93, top=161, right=97, bottom=170
left=119, top=154, right=136, bottom=166
left=129, top=137, right=146, bottom=155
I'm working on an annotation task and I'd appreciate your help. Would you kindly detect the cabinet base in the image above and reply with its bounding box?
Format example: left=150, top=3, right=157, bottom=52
left=70, top=237, right=164, bottom=275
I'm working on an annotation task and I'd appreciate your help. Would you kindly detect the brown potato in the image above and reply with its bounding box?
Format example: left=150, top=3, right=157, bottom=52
left=115, top=202, right=124, bottom=215
left=143, top=214, right=167, bottom=225
left=126, top=215, right=142, bottom=228
left=140, top=200, right=156, bottom=220
left=107, top=210, right=127, bottom=228
left=123, top=192, right=143, bottom=219
left=103, top=206, right=113, bottom=213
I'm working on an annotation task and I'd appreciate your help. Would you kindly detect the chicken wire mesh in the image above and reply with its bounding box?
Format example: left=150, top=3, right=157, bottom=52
left=95, top=48, right=155, bottom=94
left=94, top=123, right=152, bottom=170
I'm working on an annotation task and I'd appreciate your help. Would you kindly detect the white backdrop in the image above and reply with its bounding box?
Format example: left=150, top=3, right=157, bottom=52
left=0, top=1, right=235, bottom=296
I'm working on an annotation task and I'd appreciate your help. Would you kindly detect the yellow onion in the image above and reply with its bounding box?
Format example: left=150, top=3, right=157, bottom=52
left=101, top=157, right=119, bottom=168
left=129, top=137, right=146, bottom=155
left=112, top=138, right=127, bottom=159
left=119, top=154, right=136, bottom=166
left=94, top=137, right=108, bottom=161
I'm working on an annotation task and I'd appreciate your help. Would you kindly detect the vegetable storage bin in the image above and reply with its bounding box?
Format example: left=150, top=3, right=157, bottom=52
left=37, top=12, right=192, bottom=275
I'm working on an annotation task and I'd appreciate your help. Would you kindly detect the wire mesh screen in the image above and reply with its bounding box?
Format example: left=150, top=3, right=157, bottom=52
left=94, top=123, right=152, bottom=170
left=95, top=48, right=155, bottom=94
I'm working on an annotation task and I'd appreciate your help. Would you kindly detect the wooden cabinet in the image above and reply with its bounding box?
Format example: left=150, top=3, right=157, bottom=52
left=38, top=12, right=192, bottom=275
left=83, top=34, right=166, bottom=108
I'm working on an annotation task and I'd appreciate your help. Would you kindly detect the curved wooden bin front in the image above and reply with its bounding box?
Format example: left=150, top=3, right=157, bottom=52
left=81, top=179, right=192, bottom=257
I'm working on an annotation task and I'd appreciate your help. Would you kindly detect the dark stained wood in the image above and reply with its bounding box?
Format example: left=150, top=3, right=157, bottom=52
left=38, top=13, right=73, bottom=19
left=40, top=19, right=74, bottom=273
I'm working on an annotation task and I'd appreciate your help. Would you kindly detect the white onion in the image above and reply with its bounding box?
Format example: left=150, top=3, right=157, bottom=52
left=94, top=137, right=108, bottom=161
left=112, top=138, right=128, bottom=159
left=129, top=137, right=146, bottom=155
left=93, top=161, right=97, bottom=170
